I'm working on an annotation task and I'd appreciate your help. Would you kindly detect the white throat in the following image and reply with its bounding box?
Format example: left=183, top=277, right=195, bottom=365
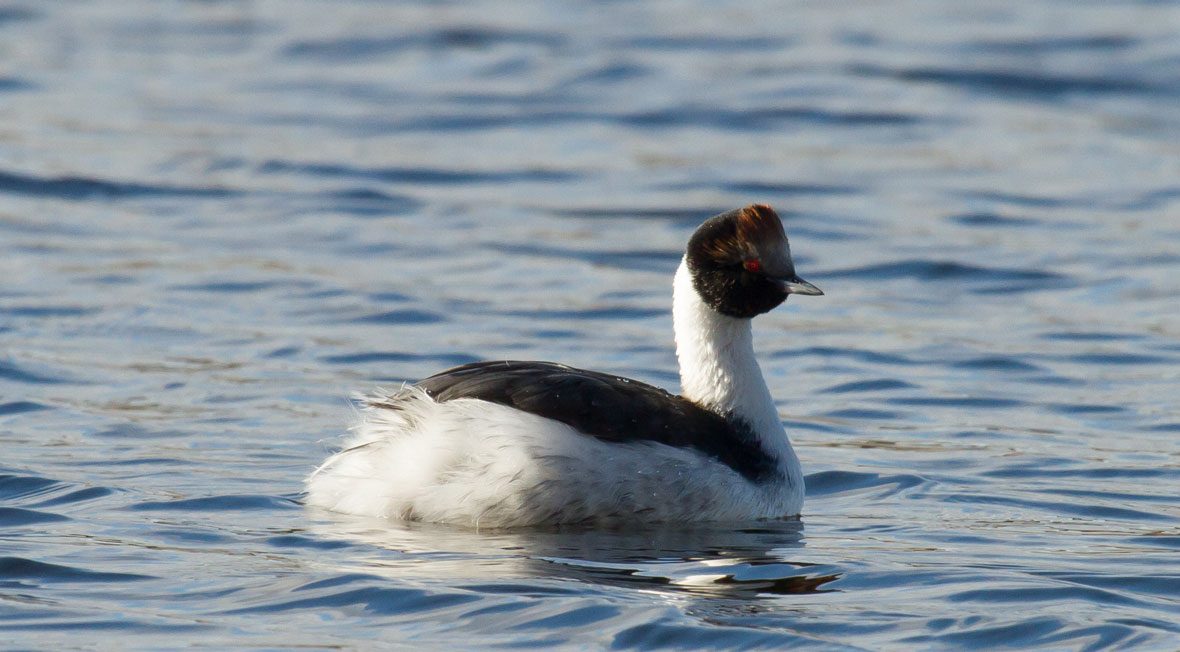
left=672, top=257, right=796, bottom=464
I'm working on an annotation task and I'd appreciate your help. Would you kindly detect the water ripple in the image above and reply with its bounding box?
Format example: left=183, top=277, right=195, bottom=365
left=851, top=64, right=1159, bottom=97
left=3, top=2, right=1178, bottom=649
left=258, top=159, right=576, bottom=185
left=0, top=507, right=69, bottom=527
left=0, top=557, right=154, bottom=583
left=321, top=351, right=480, bottom=367
left=822, top=259, right=1064, bottom=284
left=0, top=359, right=74, bottom=385
left=0, top=401, right=50, bottom=416
left=0, top=168, right=235, bottom=200
left=283, top=28, right=566, bottom=61
left=129, top=495, right=299, bottom=512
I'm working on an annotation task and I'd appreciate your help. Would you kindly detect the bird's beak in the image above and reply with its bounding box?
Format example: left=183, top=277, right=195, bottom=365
left=779, top=275, right=824, bottom=296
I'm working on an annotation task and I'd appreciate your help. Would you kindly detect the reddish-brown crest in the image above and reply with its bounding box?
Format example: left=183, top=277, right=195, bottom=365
left=693, top=204, right=789, bottom=265
left=735, top=204, right=786, bottom=249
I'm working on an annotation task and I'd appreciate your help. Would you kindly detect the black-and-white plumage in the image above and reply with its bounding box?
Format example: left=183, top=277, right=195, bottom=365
left=418, top=360, right=777, bottom=483
left=306, top=204, right=823, bottom=527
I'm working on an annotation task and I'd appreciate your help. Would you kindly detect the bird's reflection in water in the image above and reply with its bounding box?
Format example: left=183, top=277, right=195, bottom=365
left=305, top=511, right=842, bottom=599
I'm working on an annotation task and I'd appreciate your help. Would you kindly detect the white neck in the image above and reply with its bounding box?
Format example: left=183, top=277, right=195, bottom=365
left=672, top=257, right=798, bottom=467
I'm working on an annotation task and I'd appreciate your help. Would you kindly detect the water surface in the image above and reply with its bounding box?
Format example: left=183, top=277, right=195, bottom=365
left=2, top=1, right=1179, bottom=649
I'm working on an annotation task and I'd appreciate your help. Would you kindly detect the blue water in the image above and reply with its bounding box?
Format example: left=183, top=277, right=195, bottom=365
left=2, top=1, right=1179, bottom=648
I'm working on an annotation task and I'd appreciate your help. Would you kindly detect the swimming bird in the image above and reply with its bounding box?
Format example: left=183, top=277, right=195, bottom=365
left=306, top=204, right=823, bottom=527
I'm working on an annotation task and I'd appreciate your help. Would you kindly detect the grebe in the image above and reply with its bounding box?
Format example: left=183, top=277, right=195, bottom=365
left=306, top=204, right=823, bottom=527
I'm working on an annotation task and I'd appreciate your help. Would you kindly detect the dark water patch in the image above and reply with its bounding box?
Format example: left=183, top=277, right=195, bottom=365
left=0, top=305, right=98, bottom=318
left=1028, top=374, right=1084, bottom=387
left=294, top=573, right=382, bottom=592
left=350, top=309, right=446, bottom=325
left=531, top=329, right=579, bottom=339
left=444, top=89, right=559, bottom=107
left=0, top=401, right=50, bottom=416
left=489, top=242, right=681, bottom=273
left=822, top=259, right=1064, bottom=285
left=550, top=206, right=732, bottom=222
left=321, top=351, right=480, bottom=367
left=333, top=241, right=404, bottom=256
left=0, top=507, right=69, bottom=527
left=851, top=64, right=1155, bottom=97
left=283, top=28, right=566, bottom=61
left=90, top=423, right=189, bottom=439
left=1057, top=570, right=1180, bottom=598
left=894, top=396, right=1024, bottom=408
left=613, top=620, right=828, bottom=649
left=907, top=617, right=1137, bottom=650
left=391, top=104, right=923, bottom=132
left=326, top=188, right=423, bottom=216
left=297, top=287, right=353, bottom=300
left=460, top=582, right=584, bottom=597
left=616, top=105, right=923, bottom=130
left=512, top=604, right=622, bottom=631
left=73, top=456, right=187, bottom=468
left=615, top=34, right=788, bottom=51
left=0, top=557, right=154, bottom=582
left=0, top=168, right=235, bottom=200
left=28, top=486, right=114, bottom=508
left=0, top=474, right=61, bottom=501
left=265, top=534, right=354, bottom=551
left=1145, top=422, right=1180, bottom=433
left=719, top=180, right=856, bottom=196
left=129, top=494, right=298, bottom=512
left=259, top=159, right=575, bottom=185
left=982, top=465, right=1177, bottom=481
left=961, top=190, right=1082, bottom=209
left=1128, top=536, right=1180, bottom=550
left=953, top=357, right=1043, bottom=373
left=1046, top=403, right=1124, bottom=415
left=1041, top=488, right=1177, bottom=505
left=83, top=274, right=136, bottom=285
left=0, top=77, right=35, bottom=92
left=1064, top=351, right=1171, bottom=365
left=661, top=179, right=856, bottom=196
left=264, top=345, right=300, bottom=358
left=823, top=408, right=904, bottom=420
left=947, top=585, right=1146, bottom=608
left=773, top=345, right=918, bottom=366
left=497, top=306, right=664, bottom=321
left=1118, top=186, right=1180, bottom=211
left=821, top=378, right=917, bottom=393
left=0, top=360, right=73, bottom=385
left=562, top=61, right=649, bottom=86
left=948, top=212, right=1040, bottom=227
left=805, top=470, right=926, bottom=497
left=170, top=280, right=296, bottom=294
left=222, top=585, right=481, bottom=616
left=0, top=620, right=208, bottom=633
left=366, top=291, right=412, bottom=303
left=940, top=493, right=1173, bottom=522
left=1041, top=330, right=1145, bottom=342
left=154, top=527, right=233, bottom=545
left=0, top=6, right=39, bottom=24
left=964, top=34, right=1137, bottom=54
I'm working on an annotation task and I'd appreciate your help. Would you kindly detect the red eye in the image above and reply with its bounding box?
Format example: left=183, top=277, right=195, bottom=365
left=743, top=259, right=762, bottom=273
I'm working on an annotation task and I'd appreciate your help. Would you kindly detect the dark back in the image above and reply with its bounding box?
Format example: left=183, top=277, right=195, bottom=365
left=417, top=360, right=779, bottom=483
